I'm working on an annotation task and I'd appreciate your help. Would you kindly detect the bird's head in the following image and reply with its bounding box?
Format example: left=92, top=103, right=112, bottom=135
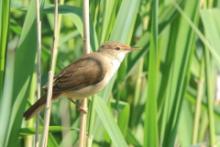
left=99, top=41, right=134, bottom=53
left=98, top=41, right=136, bottom=62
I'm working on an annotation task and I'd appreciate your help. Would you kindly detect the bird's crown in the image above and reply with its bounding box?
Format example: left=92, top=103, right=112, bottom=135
left=99, top=41, right=133, bottom=52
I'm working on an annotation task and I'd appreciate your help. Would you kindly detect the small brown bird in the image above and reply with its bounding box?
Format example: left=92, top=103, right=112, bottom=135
left=23, top=41, right=134, bottom=120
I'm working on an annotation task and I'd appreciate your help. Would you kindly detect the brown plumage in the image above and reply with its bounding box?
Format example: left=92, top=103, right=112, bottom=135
left=23, top=93, right=60, bottom=120
left=23, top=42, right=133, bottom=120
left=53, top=56, right=106, bottom=92
left=23, top=55, right=106, bottom=120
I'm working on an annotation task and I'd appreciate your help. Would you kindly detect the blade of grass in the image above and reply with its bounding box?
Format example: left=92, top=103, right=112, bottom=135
left=178, top=101, right=193, bottom=146
left=174, top=3, right=220, bottom=64
left=20, top=126, right=79, bottom=135
left=186, top=91, right=220, bottom=120
left=24, top=72, right=37, bottom=147
left=192, top=60, right=204, bottom=144
left=110, top=0, right=141, bottom=43
left=94, top=97, right=128, bottom=147
left=6, top=0, right=38, bottom=146
left=200, top=9, right=220, bottom=146
left=158, top=24, right=176, bottom=143
left=175, top=3, right=217, bottom=146
left=204, top=45, right=216, bottom=146
left=44, top=5, right=83, bottom=36
left=124, top=0, right=184, bottom=83
left=144, top=0, right=159, bottom=147
left=126, top=129, right=142, bottom=147
left=100, top=0, right=116, bottom=43
left=0, top=0, right=10, bottom=95
left=111, top=100, right=130, bottom=135
left=162, top=1, right=199, bottom=146
left=0, top=39, right=16, bottom=146
left=35, top=0, right=42, bottom=146
left=200, top=9, right=220, bottom=66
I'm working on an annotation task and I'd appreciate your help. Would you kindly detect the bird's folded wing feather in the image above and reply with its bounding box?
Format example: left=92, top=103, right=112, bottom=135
left=53, top=56, right=106, bottom=92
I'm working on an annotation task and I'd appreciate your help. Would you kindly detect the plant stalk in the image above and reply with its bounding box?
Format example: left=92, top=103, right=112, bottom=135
left=35, top=0, right=42, bottom=146
left=79, top=0, right=91, bottom=146
left=40, top=0, right=60, bottom=146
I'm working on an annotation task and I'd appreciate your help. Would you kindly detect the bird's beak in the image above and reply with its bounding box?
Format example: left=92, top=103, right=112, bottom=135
left=127, top=46, right=139, bottom=52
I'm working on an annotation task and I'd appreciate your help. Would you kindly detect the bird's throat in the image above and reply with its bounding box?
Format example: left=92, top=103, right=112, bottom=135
left=99, top=49, right=126, bottom=63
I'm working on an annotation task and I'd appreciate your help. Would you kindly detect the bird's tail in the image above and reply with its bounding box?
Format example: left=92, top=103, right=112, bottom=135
left=23, top=93, right=60, bottom=120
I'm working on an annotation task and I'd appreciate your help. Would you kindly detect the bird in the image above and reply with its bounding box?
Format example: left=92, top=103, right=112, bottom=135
left=23, top=41, right=134, bottom=120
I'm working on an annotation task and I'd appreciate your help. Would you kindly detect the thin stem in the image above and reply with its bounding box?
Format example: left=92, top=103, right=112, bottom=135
left=79, top=0, right=90, bottom=146
left=35, top=0, right=42, bottom=146
left=204, top=47, right=216, bottom=146
left=82, top=0, right=90, bottom=54
left=79, top=100, right=88, bottom=147
left=192, top=61, right=204, bottom=144
left=60, top=99, right=72, bottom=147
left=40, top=0, right=60, bottom=146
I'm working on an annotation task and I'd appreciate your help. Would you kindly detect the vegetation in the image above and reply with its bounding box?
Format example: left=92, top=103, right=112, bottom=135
left=1, top=0, right=220, bottom=146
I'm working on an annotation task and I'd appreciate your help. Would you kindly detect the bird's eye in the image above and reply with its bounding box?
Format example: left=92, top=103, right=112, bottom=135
left=115, top=47, right=120, bottom=50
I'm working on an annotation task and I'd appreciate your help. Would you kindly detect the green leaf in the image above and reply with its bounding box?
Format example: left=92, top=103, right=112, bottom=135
left=5, top=0, right=37, bottom=146
left=94, top=97, right=128, bottom=147
left=44, top=5, right=83, bottom=36
left=144, top=0, right=159, bottom=147
left=20, top=126, right=79, bottom=136
left=201, top=9, right=220, bottom=67
left=0, top=41, right=15, bottom=146
left=161, top=1, right=199, bottom=146
left=0, top=0, right=10, bottom=95
left=110, top=0, right=141, bottom=43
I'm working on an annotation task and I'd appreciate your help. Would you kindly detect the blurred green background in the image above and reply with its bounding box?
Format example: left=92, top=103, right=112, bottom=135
left=1, top=0, right=220, bottom=146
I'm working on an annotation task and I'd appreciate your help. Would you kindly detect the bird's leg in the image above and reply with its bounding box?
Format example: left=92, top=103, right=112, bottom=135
left=79, top=99, right=88, bottom=113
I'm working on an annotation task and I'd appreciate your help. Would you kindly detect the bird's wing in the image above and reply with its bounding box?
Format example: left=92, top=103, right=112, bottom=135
left=53, top=55, right=107, bottom=92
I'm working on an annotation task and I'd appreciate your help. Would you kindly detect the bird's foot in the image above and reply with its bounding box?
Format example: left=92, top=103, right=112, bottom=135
left=79, top=100, right=88, bottom=113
